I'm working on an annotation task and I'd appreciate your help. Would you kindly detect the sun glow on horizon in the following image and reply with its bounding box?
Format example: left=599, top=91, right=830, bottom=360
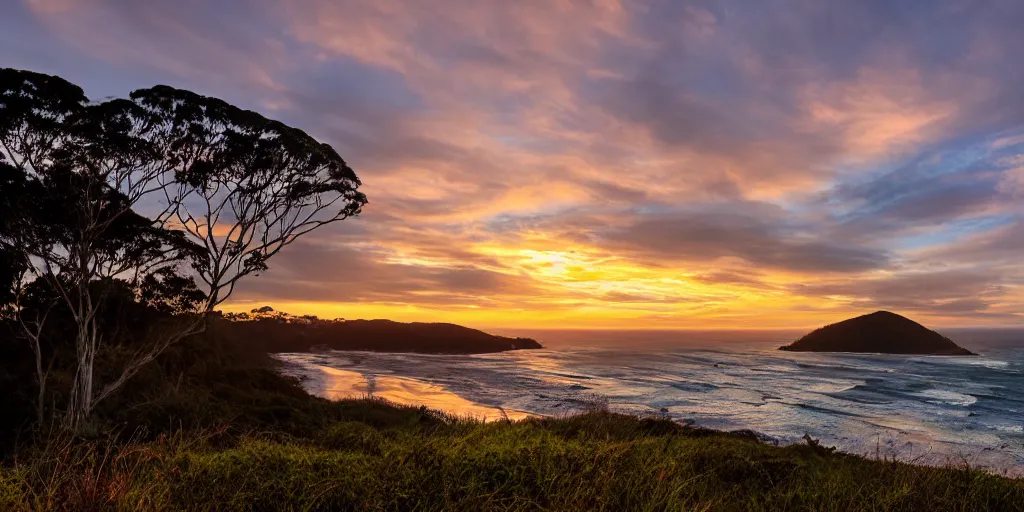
left=11, top=0, right=1023, bottom=330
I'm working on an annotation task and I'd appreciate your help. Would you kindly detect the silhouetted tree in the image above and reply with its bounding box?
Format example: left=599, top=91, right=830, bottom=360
left=128, top=85, right=366, bottom=307
left=1, top=69, right=206, bottom=427
left=0, top=72, right=86, bottom=426
left=0, top=164, right=44, bottom=424
left=0, top=68, right=366, bottom=430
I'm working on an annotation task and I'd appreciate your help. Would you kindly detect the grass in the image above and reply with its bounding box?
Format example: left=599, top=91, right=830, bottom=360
left=2, top=398, right=1022, bottom=511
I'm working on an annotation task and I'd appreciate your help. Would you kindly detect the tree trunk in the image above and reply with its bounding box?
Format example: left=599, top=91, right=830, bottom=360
left=66, top=316, right=98, bottom=431
left=34, top=348, right=45, bottom=426
left=65, top=238, right=97, bottom=431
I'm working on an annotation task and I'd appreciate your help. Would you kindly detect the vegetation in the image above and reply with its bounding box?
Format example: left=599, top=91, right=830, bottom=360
left=0, top=67, right=365, bottom=431
left=218, top=307, right=543, bottom=354
left=3, top=403, right=1024, bottom=509
left=780, top=310, right=976, bottom=355
left=3, top=68, right=1021, bottom=510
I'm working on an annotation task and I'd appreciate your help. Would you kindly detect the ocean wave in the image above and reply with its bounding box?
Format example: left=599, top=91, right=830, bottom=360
left=668, top=381, right=719, bottom=392
left=281, top=342, right=1024, bottom=475
left=912, top=389, right=978, bottom=407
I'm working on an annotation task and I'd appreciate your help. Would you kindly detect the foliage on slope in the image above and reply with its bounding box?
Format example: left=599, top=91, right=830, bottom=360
left=2, top=400, right=1022, bottom=511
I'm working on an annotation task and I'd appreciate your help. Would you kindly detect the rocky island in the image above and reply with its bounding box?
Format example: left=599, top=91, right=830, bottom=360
left=779, top=311, right=976, bottom=355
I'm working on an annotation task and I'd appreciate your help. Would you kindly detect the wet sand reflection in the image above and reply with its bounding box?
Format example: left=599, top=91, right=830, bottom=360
left=307, top=364, right=530, bottom=421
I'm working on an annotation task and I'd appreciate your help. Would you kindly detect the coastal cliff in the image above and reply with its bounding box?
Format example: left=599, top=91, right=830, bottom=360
left=212, top=310, right=542, bottom=354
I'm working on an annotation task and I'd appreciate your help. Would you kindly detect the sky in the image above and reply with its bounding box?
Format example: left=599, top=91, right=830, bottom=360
left=2, top=0, right=1023, bottom=329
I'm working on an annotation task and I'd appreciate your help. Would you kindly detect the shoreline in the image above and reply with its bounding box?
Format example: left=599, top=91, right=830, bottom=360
left=276, top=347, right=1024, bottom=478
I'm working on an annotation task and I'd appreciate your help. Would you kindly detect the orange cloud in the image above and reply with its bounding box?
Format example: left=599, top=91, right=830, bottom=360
left=11, top=0, right=1024, bottom=329
left=801, top=68, right=959, bottom=165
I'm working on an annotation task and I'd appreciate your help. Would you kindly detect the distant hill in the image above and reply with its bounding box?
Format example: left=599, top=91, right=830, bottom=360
left=779, top=311, right=976, bottom=355
left=211, top=311, right=542, bottom=354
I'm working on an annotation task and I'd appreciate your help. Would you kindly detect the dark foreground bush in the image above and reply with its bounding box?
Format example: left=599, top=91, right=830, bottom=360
left=2, top=399, right=1022, bottom=512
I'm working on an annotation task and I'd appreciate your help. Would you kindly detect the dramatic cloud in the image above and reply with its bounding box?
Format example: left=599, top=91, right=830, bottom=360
left=790, top=269, right=1008, bottom=315
left=2, top=0, right=1022, bottom=327
left=233, top=241, right=539, bottom=307
left=599, top=202, right=891, bottom=273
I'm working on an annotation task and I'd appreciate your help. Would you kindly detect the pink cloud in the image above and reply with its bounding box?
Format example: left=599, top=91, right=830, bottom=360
left=7, top=0, right=1024, bottom=326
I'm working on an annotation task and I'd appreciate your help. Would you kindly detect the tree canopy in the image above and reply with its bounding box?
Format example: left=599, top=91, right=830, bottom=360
left=0, top=67, right=367, bottom=430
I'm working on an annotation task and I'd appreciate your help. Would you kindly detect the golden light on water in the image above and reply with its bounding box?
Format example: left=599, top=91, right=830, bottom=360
left=306, top=365, right=530, bottom=421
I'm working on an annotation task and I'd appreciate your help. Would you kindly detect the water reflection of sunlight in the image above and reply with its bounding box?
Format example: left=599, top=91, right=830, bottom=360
left=312, top=365, right=530, bottom=421
left=492, top=348, right=588, bottom=386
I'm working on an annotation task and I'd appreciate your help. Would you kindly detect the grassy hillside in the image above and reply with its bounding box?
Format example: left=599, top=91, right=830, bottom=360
left=2, top=397, right=1023, bottom=511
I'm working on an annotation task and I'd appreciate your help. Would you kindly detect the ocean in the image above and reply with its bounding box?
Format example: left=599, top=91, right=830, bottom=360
left=276, top=328, right=1024, bottom=476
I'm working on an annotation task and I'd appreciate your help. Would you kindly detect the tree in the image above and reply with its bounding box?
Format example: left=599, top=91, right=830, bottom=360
left=129, top=85, right=366, bottom=308
left=0, top=68, right=367, bottom=430
left=1, top=69, right=204, bottom=427
left=0, top=70, right=89, bottom=427
left=0, top=160, right=49, bottom=425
